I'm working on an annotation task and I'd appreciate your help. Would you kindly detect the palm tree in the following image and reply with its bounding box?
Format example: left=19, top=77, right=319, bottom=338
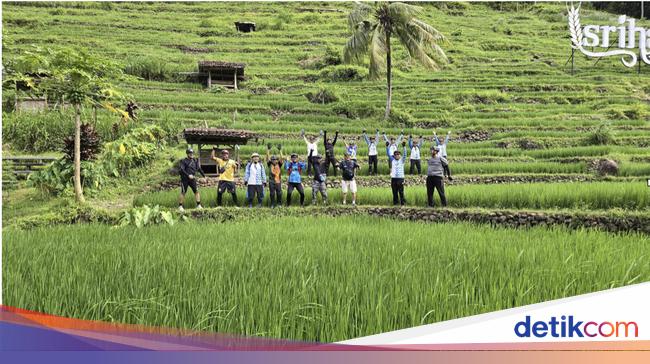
left=344, top=2, right=448, bottom=119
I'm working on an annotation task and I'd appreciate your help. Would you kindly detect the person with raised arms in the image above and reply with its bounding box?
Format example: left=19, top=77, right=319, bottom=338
left=284, top=152, right=307, bottom=207
left=344, top=139, right=358, bottom=162
left=244, top=152, right=267, bottom=208
left=309, top=150, right=329, bottom=205
left=362, top=128, right=380, bottom=175
left=178, top=147, right=205, bottom=212
left=323, top=130, right=339, bottom=176
left=211, top=148, right=239, bottom=207
left=389, top=141, right=408, bottom=206
left=434, top=130, right=453, bottom=181
left=383, top=130, right=404, bottom=172
left=300, top=128, right=322, bottom=177
left=408, top=134, right=424, bottom=175
left=425, top=146, right=449, bottom=208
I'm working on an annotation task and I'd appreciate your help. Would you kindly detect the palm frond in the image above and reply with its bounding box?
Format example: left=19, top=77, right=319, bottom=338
left=410, top=19, right=447, bottom=44
left=348, top=1, right=373, bottom=31
left=387, top=2, right=421, bottom=25
left=368, top=30, right=387, bottom=79
left=343, top=21, right=375, bottom=64
left=393, top=24, right=441, bottom=71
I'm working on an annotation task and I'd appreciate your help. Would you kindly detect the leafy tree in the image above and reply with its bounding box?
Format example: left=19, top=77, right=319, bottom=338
left=7, top=47, right=128, bottom=202
left=343, top=2, right=448, bottom=119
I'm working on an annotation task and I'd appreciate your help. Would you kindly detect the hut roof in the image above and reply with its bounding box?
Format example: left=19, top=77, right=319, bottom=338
left=183, top=128, right=257, bottom=145
left=198, top=61, right=246, bottom=72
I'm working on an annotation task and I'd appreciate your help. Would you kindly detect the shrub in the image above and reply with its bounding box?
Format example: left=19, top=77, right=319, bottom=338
left=103, top=125, right=166, bottom=177
left=305, top=87, right=339, bottom=104
left=331, top=101, right=380, bottom=119
left=63, top=123, right=101, bottom=162
left=28, top=158, right=107, bottom=195
left=387, top=109, right=414, bottom=127
left=587, top=124, right=615, bottom=145
left=319, top=65, right=368, bottom=82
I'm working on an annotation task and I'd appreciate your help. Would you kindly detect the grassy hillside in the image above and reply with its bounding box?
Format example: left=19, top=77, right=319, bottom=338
left=2, top=1, right=650, bottom=342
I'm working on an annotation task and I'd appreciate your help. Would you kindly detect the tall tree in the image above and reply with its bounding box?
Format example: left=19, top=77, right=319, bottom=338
left=16, top=47, right=127, bottom=202
left=343, top=2, right=448, bottom=119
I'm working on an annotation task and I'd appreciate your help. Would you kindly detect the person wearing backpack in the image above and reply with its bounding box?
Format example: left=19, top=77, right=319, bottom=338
left=363, top=129, right=380, bottom=175
left=323, top=130, right=339, bottom=176
left=434, top=130, right=453, bottom=181
left=266, top=144, right=284, bottom=208
left=338, top=152, right=360, bottom=205
left=426, top=146, right=449, bottom=208
left=244, top=152, right=267, bottom=208
left=309, top=150, right=328, bottom=205
left=285, top=153, right=307, bottom=207
left=178, top=147, right=206, bottom=212
left=389, top=142, right=408, bottom=206
left=408, top=134, right=423, bottom=175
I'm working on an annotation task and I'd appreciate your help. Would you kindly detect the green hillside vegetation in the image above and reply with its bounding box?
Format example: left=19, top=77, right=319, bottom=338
left=2, top=1, right=649, bottom=342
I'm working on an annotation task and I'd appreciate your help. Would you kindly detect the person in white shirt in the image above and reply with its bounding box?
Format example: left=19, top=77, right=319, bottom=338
left=383, top=130, right=404, bottom=172
left=362, top=129, right=380, bottom=175
left=300, top=128, right=322, bottom=177
left=244, top=152, right=267, bottom=208
left=408, top=134, right=423, bottom=175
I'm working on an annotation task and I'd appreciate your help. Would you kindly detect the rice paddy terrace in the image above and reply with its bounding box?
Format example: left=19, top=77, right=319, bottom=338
left=2, top=1, right=650, bottom=343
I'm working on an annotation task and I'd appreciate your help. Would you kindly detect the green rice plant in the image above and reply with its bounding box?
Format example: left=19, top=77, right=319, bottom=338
left=4, top=217, right=649, bottom=342
left=134, top=182, right=650, bottom=211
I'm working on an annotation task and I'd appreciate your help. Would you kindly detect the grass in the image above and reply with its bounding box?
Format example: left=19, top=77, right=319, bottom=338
left=134, top=181, right=650, bottom=211
left=4, top=216, right=649, bottom=342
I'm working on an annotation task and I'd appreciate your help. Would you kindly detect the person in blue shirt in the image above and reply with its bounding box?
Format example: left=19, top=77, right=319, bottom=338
left=344, top=140, right=358, bottom=162
left=383, top=130, right=404, bottom=172
left=284, top=153, right=306, bottom=207
left=389, top=142, right=408, bottom=206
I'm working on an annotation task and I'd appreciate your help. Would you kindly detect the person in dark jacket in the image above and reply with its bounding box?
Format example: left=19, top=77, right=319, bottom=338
left=338, top=152, right=360, bottom=205
left=309, top=150, right=328, bottom=205
left=323, top=130, right=339, bottom=176
left=426, top=146, right=449, bottom=208
left=178, top=148, right=205, bottom=212
left=266, top=144, right=284, bottom=208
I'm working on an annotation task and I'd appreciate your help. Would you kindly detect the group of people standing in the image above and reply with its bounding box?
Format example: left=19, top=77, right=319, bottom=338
left=178, top=129, right=453, bottom=211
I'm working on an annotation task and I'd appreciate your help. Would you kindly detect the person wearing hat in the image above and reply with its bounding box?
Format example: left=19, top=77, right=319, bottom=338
left=266, top=143, right=284, bottom=208
left=338, top=152, right=360, bottom=205
left=362, top=129, right=380, bottom=175
left=344, top=139, right=358, bottom=162
left=408, top=134, right=424, bottom=175
left=434, top=130, right=453, bottom=181
left=389, top=142, right=408, bottom=206
left=178, top=147, right=206, bottom=212
left=426, top=146, right=449, bottom=208
left=309, top=149, right=329, bottom=205
left=383, top=130, right=404, bottom=172
left=323, top=130, right=339, bottom=176
left=211, top=147, right=239, bottom=206
left=244, top=152, right=267, bottom=208
left=284, top=152, right=307, bottom=207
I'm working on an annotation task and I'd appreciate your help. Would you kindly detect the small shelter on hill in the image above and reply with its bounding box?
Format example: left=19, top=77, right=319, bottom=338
left=234, top=21, right=256, bottom=33
left=198, top=61, right=245, bottom=90
left=182, top=128, right=257, bottom=175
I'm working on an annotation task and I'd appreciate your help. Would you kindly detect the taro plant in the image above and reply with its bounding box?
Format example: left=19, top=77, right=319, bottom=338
left=119, top=205, right=175, bottom=228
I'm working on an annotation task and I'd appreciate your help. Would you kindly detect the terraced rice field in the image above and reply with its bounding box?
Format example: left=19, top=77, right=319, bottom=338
left=2, top=1, right=649, bottom=343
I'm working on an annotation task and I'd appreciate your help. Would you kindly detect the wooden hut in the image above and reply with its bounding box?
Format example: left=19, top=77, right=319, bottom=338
left=198, top=61, right=245, bottom=90
left=182, top=128, right=257, bottom=175
left=234, top=21, right=256, bottom=33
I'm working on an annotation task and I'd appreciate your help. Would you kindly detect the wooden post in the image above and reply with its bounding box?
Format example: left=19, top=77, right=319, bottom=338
left=233, top=69, right=238, bottom=90
left=207, top=71, right=212, bottom=88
